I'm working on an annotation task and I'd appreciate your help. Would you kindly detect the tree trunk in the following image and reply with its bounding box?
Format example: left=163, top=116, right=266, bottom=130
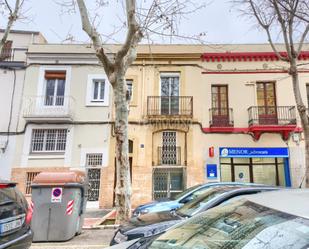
left=290, top=63, right=309, bottom=187
left=113, top=72, right=131, bottom=223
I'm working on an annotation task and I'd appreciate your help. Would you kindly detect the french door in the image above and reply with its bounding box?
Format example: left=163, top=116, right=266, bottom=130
left=45, top=78, right=65, bottom=106
left=160, top=75, right=179, bottom=115
left=257, top=82, right=277, bottom=124
left=211, top=85, right=229, bottom=126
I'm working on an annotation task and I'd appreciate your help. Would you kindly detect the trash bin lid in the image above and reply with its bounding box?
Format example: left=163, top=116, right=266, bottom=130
left=32, top=171, right=86, bottom=186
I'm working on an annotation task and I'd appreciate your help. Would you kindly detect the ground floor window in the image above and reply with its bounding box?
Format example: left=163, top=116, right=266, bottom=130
left=153, top=167, right=186, bottom=200
left=220, top=157, right=286, bottom=186
left=25, top=172, right=41, bottom=194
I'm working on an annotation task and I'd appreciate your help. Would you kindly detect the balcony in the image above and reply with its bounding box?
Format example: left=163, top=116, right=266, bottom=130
left=209, top=108, right=234, bottom=127
left=147, top=96, right=193, bottom=119
left=23, top=96, right=75, bottom=122
left=248, top=106, right=297, bottom=140
left=157, top=146, right=182, bottom=166
left=0, top=48, right=27, bottom=63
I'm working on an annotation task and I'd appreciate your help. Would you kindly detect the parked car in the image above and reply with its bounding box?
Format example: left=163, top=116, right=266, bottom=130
left=132, top=182, right=265, bottom=217
left=108, top=188, right=309, bottom=249
left=0, top=180, right=33, bottom=249
left=110, top=185, right=279, bottom=245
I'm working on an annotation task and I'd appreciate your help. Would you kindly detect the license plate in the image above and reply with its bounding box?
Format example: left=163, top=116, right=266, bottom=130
left=0, top=219, right=22, bottom=234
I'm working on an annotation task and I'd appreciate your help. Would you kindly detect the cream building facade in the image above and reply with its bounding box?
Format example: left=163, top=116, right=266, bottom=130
left=10, top=43, right=309, bottom=208
left=0, top=30, right=46, bottom=180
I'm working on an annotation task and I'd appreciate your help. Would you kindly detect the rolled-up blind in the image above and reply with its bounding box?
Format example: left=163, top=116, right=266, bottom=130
left=45, top=71, right=66, bottom=79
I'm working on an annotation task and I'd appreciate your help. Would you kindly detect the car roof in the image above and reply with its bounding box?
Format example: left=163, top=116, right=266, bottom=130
left=246, top=189, right=309, bottom=219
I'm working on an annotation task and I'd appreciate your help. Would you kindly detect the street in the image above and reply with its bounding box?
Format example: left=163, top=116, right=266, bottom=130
left=30, top=229, right=116, bottom=249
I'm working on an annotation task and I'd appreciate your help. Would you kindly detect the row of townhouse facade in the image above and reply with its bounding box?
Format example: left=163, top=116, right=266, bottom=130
left=1, top=30, right=309, bottom=208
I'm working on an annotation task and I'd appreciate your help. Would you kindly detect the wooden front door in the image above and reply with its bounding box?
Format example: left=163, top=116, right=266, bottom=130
left=257, top=82, right=277, bottom=125
left=211, top=85, right=229, bottom=126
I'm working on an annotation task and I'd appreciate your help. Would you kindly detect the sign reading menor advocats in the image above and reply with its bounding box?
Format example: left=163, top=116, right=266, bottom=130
left=219, top=147, right=289, bottom=158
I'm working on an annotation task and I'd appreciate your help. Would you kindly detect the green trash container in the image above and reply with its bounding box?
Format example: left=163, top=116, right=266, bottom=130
left=30, top=171, right=88, bottom=242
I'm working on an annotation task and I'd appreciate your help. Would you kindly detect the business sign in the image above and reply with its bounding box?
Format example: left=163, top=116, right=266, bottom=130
left=206, top=164, right=218, bottom=179
left=51, top=187, right=63, bottom=203
left=219, top=147, right=289, bottom=158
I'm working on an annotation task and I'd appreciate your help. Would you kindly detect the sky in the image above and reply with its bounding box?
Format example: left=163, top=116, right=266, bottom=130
left=5, top=0, right=269, bottom=44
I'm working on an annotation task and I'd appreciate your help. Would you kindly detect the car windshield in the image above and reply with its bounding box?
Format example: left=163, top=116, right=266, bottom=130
left=171, top=184, right=202, bottom=201
left=176, top=187, right=237, bottom=217
left=148, top=199, right=309, bottom=249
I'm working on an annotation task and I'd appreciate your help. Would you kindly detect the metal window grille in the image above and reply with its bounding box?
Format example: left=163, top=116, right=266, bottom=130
left=25, top=172, right=40, bottom=194
left=86, top=153, right=103, bottom=167
left=31, top=129, right=67, bottom=152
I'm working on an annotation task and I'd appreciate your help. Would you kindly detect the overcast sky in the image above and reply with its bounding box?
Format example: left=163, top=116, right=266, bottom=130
left=7, top=0, right=269, bottom=44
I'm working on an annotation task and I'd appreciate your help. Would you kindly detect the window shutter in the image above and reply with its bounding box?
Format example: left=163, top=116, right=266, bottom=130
left=45, top=71, right=66, bottom=79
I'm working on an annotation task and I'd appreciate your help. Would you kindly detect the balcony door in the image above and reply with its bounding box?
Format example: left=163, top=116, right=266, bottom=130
left=44, top=71, right=66, bottom=106
left=211, top=85, right=229, bottom=126
left=257, top=82, right=277, bottom=125
left=160, top=75, right=179, bottom=115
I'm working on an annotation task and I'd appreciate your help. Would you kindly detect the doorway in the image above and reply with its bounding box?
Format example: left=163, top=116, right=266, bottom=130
left=256, top=82, right=277, bottom=124
left=211, top=85, right=230, bottom=126
left=160, top=74, right=180, bottom=115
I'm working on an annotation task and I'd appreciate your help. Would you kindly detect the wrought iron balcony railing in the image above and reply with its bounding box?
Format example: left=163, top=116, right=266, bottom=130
left=157, top=146, right=181, bottom=166
left=248, top=106, right=296, bottom=126
left=209, top=108, right=234, bottom=127
left=23, top=95, right=75, bottom=121
left=147, top=96, right=193, bottom=118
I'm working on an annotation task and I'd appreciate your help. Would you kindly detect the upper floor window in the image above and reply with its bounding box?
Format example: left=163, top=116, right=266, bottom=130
left=160, top=74, right=180, bottom=97
left=86, top=74, right=110, bottom=106
left=126, top=79, right=133, bottom=101
left=44, top=71, right=66, bottom=106
left=92, top=79, right=105, bottom=102
left=31, top=129, right=67, bottom=153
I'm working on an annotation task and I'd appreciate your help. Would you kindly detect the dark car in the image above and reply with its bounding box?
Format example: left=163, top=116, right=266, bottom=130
left=110, top=185, right=279, bottom=245
left=0, top=180, right=33, bottom=249
left=108, top=189, right=309, bottom=249
left=132, top=182, right=266, bottom=217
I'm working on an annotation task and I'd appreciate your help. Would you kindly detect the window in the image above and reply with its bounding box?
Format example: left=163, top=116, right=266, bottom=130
left=86, top=74, right=110, bottom=106
left=44, top=71, right=66, bottom=106
left=31, top=129, right=67, bottom=153
left=92, top=80, right=105, bottom=102
left=86, top=153, right=103, bottom=167
left=126, top=80, right=133, bottom=101
left=25, top=172, right=40, bottom=194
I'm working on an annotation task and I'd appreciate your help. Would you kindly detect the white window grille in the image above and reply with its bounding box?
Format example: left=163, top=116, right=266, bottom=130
left=86, top=153, right=103, bottom=167
left=31, top=129, right=67, bottom=153
left=92, top=79, right=105, bottom=102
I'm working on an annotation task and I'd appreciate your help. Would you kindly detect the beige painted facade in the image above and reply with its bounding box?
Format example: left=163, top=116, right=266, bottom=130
left=0, top=30, right=46, bottom=180
left=10, top=43, right=309, bottom=209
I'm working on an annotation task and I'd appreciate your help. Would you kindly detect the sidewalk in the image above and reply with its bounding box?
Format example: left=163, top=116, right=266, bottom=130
left=30, top=229, right=116, bottom=249
left=30, top=208, right=116, bottom=249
